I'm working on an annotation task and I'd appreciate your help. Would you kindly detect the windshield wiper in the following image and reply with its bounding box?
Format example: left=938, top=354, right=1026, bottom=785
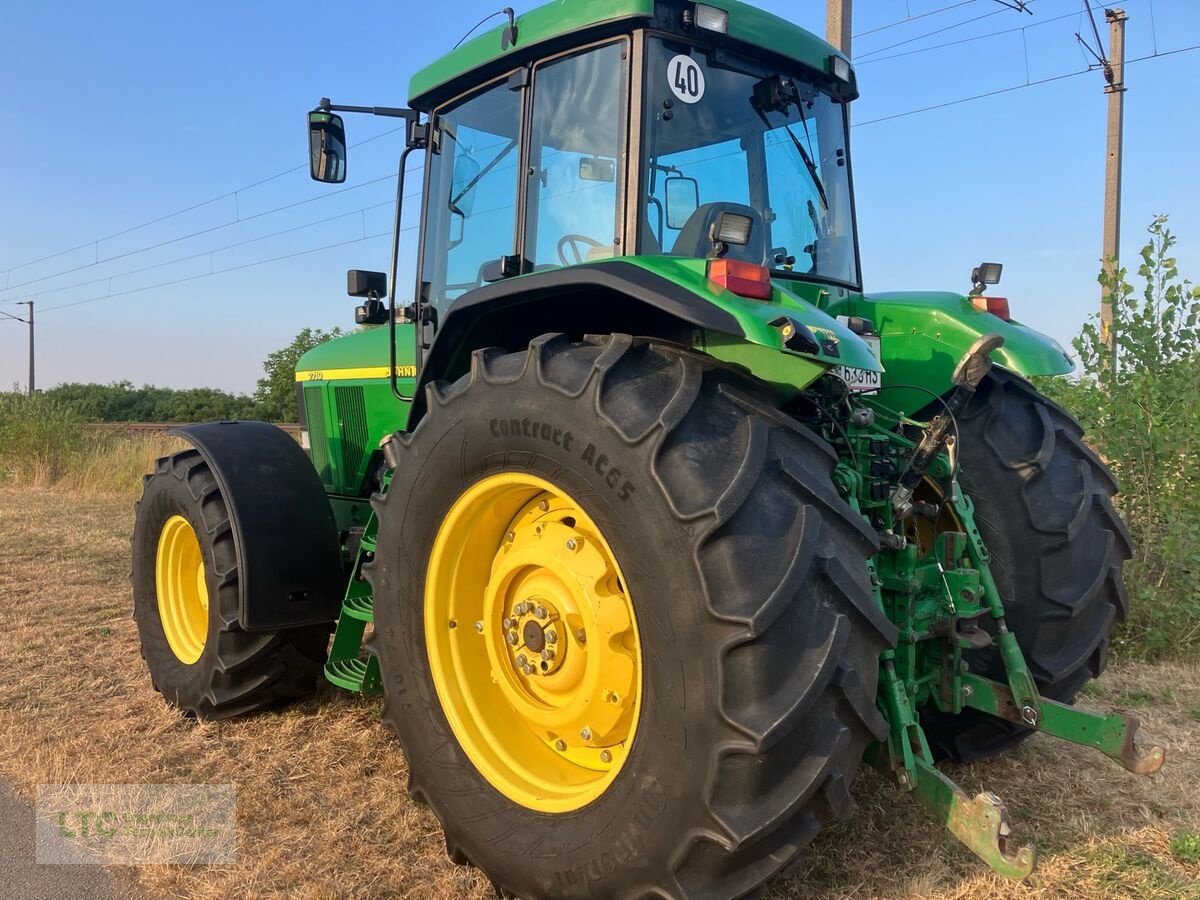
left=450, top=138, right=517, bottom=211
left=782, top=123, right=828, bottom=211
left=751, top=74, right=829, bottom=212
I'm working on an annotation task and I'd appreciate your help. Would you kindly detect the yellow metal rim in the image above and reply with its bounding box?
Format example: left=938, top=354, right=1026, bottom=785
left=425, top=473, right=642, bottom=814
left=155, top=515, right=209, bottom=664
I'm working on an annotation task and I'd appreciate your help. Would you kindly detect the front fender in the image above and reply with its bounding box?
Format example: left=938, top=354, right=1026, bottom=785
left=829, top=291, right=1074, bottom=415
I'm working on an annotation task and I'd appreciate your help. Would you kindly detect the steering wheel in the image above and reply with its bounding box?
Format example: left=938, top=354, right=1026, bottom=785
left=557, top=233, right=607, bottom=266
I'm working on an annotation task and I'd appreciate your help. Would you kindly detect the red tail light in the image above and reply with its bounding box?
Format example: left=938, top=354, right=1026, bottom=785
left=707, top=259, right=772, bottom=301
left=971, top=295, right=1011, bottom=320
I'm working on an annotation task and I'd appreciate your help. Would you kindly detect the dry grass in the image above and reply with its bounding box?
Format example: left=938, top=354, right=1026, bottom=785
left=0, top=432, right=185, bottom=498
left=0, top=485, right=1197, bottom=899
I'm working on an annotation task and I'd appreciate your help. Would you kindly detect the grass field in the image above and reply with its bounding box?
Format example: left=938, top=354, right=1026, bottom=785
left=1, top=483, right=1198, bottom=899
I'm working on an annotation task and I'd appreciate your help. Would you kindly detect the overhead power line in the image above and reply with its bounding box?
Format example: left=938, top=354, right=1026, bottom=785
left=19, top=199, right=402, bottom=301
left=856, top=0, right=1042, bottom=60
left=40, top=225, right=415, bottom=314
left=0, top=168, right=418, bottom=295
left=855, top=4, right=1111, bottom=66
left=0, top=123, right=411, bottom=282
left=854, top=1, right=978, bottom=39
left=853, top=42, right=1200, bottom=127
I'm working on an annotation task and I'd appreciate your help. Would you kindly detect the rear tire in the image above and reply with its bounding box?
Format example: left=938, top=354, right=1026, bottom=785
left=132, top=449, right=331, bottom=720
left=367, top=334, right=897, bottom=899
left=920, top=370, right=1132, bottom=762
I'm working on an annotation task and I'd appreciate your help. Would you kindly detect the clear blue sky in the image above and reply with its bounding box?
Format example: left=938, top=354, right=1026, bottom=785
left=1, top=0, right=1197, bottom=394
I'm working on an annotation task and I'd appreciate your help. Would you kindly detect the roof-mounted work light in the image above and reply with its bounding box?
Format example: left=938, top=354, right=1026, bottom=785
left=970, top=261, right=1003, bottom=296
left=829, top=55, right=852, bottom=83
left=694, top=4, right=729, bottom=33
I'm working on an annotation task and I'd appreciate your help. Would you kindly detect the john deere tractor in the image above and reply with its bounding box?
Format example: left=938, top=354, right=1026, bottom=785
left=131, top=1, right=1162, bottom=896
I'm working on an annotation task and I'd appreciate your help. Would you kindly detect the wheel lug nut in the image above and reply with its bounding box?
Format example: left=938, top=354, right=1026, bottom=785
left=538, top=500, right=550, bottom=512
left=507, top=632, right=518, bottom=645
left=566, top=538, right=578, bottom=551
left=541, top=649, right=554, bottom=661
left=580, top=727, right=592, bottom=741
left=576, top=629, right=587, bottom=644
left=502, top=617, right=514, bottom=629
left=600, top=750, right=612, bottom=763
left=545, top=631, right=557, bottom=644
left=535, top=605, right=548, bottom=619
left=554, top=739, right=566, bottom=751
left=523, top=664, right=536, bottom=676
left=474, top=620, right=484, bottom=633
left=505, top=531, right=515, bottom=543
left=516, top=654, right=527, bottom=667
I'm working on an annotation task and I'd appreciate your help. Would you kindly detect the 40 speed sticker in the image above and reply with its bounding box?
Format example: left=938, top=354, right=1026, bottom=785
left=667, top=55, right=705, bottom=104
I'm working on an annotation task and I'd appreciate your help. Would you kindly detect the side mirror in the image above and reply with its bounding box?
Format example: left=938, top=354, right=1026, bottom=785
left=347, top=269, right=387, bottom=298
left=665, top=176, right=699, bottom=230
left=308, top=111, right=347, bottom=183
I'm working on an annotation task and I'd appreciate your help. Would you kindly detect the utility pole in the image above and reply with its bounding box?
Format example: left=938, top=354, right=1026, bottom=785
left=1, top=301, right=35, bottom=393
left=25, top=300, right=34, bottom=393
left=1100, top=8, right=1127, bottom=358
left=826, top=0, right=851, bottom=55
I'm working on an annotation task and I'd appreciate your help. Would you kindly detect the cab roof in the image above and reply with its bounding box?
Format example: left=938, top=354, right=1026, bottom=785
left=407, top=0, right=849, bottom=111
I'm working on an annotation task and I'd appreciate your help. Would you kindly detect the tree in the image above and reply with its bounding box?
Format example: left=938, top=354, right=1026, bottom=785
left=1039, top=215, right=1200, bottom=658
left=254, top=327, right=342, bottom=422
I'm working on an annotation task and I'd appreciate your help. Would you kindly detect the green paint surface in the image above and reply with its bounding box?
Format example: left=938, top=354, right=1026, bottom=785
left=828, top=290, right=1074, bottom=415
left=408, top=0, right=844, bottom=108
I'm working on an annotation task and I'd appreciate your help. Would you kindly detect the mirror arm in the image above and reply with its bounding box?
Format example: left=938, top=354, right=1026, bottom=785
left=318, top=97, right=415, bottom=120
left=316, top=99, right=425, bottom=149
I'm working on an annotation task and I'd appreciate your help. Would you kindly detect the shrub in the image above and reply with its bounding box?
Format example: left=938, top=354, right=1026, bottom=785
left=0, top=391, right=84, bottom=485
left=1038, top=215, right=1200, bottom=659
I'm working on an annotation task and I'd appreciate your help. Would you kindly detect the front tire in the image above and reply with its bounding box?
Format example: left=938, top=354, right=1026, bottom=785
left=132, top=449, right=331, bottom=719
left=367, top=334, right=896, bottom=899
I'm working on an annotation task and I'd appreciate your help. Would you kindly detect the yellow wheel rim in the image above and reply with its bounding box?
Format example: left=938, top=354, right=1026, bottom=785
left=155, top=515, right=209, bottom=664
left=426, top=473, right=642, bottom=813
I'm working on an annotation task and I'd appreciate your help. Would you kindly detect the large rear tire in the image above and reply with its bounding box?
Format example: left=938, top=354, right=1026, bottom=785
left=920, top=370, right=1132, bottom=762
left=132, top=449, right=331, bottom=719
left=367, top=334, right=896, bottom=899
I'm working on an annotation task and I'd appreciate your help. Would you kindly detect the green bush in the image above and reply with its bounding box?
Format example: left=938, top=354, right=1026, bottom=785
left=0, top=391, right=84, bottom=483
left=42, top=381, right=261, bottom=423
left=1038, top=215, right=1200, bottom=660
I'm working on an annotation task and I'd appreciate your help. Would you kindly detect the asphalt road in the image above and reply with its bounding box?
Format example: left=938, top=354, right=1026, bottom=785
left=0, top=781, right=127, bottom=900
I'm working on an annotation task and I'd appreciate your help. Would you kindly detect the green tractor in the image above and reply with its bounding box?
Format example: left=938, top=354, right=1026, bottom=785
left=131, top=1, right=1162, bottom=896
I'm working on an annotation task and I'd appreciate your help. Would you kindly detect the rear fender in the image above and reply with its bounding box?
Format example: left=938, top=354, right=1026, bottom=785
left=413, top=256, right=881, bottom=419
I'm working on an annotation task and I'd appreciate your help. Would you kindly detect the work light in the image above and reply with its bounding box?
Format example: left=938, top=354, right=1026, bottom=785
left=694, top=4, right=729, bottom=33
left=973, top=262, right=1003, bottom=285
left=712, top=212, right=753, bottom=246
left=830, top=55, right=852, bottom=83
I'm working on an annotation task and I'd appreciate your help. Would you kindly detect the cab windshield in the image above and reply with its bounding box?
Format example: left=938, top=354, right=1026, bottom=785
left=641, top=38, right=859, bottom=287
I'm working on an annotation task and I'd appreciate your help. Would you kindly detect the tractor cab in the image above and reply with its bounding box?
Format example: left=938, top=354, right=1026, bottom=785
left=309, top=0, right=860, bottom=359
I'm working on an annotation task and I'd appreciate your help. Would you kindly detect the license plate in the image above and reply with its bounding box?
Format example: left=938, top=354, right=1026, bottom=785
left=834, top=334, right=881, bottom=393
